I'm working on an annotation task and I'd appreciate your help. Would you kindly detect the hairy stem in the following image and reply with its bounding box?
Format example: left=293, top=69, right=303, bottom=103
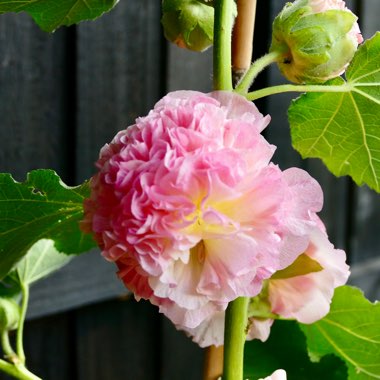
left=246, top=83, right=352, bottom=101
left=213, top=0, right=235, bottom=91
left=235, top=51, right=281, bottom=93
left=223, top=297, right=249, bottom=380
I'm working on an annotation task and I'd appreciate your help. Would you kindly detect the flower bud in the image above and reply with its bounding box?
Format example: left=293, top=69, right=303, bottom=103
left=0, top=298, right=20, bottom=332
left=161, top=0, right=214, bottom=52
left=270, top=0, right=363, bottom=83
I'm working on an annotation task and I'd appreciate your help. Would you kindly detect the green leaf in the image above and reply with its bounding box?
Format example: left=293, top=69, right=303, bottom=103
left=0, top=169, right=96, bottom=280
left=300, top=286, right=380, bottom=379
left=244, top=320, right=347, bottom=380
left=16, top=239, right=72, bottom=286
left=289, top=33, right=380, bottom=192
left=0, top=0, right=119, bottom=32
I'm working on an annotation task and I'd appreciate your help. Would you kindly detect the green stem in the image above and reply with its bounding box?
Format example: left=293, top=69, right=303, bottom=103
left=235, top=51, right=281, bottom=93
left=246, top=83, right=352, bottom=101
left=16, top=283, right=29, bottom=364
left=1, top=330, right=16, bottom=359
left=213, top=0, right=235, bottom=91
left=222, top=297, right=249, bottom=380
left=0, top=359, right=41, bottom=380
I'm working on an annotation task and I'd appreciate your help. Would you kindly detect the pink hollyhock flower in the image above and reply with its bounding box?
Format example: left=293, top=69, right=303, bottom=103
left=260, top=370, right=287, bottom=380
left=83, top=90, right=323, bottom=332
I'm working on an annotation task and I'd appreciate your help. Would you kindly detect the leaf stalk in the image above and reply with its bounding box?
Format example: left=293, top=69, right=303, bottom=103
left=246, top=83, right=352, bottom=101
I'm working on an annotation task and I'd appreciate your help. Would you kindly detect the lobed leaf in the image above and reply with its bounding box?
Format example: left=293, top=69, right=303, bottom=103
left=0, top=0, right=119, bottom=32
left=289, top=33, right=380, bottom=192
left=16, top=239, right=72, bottom=286
left=301, top=286, right=380, bottom=379
left=0, top=170, right=95, bottom=279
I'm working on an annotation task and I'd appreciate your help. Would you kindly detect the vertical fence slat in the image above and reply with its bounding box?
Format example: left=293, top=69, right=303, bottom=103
left=76, top=299, right=160, bottom=380
left=23, top=315, right=73, bottom=380
left=159, top=319, right=204, bottom=380
left=0, top=13, right=68, bottom=181
left=76, top=1, right=164, bottom=183
left=167, top=45, right=213, bottom=92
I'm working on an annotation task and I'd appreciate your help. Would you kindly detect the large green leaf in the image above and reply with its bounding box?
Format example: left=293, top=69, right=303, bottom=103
left=16, top=239, right=72, bottom=286
left=0, top=0, right=119, bottom=32
left=244, top=320, right=347, bottom=380
left=289, top=33, right=380, bottom=192
left=301, top=286, right=380, bottom=379
left=0, top=170, right=95, bottom=279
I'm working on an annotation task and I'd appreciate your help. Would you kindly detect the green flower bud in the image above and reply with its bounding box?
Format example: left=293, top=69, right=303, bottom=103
left=161, top=0, right=214, bottom=52
left=0, top=298, right=20, bottom=332
left=270, top=0, right=363, bottom=84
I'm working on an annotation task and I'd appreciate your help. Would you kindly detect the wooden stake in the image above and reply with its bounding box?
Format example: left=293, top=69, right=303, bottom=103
left=203, top=346, right=224, bottom=380
left=232, top=0, right=258, bottom=86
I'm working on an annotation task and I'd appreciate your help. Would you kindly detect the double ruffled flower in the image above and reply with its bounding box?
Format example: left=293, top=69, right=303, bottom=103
left=83, top=91, right=348, bottom=346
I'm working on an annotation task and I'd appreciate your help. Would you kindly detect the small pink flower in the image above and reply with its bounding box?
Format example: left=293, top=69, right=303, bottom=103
left=84, top=91, right=323, bottom=333
left=268, top=220, right=350, bottom=324
left=246, top=219, right=349, bottom=343
left=260, top=370, right=287, bottom=380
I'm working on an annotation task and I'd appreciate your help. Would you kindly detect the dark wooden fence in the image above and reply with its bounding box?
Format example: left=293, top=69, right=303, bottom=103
left=0, top=1, right=379, bottom=379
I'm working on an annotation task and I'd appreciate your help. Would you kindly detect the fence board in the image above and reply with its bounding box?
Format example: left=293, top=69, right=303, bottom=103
left=22, top=314, right=73, bottom=380
left=76, top=298, right=160, bottom=380
left=160, top=319, right=204, bottom=380
left=28, top=250, right=125, bottom=319
left=76, top=0, right=164, bottom=183
left=0, top=13, right=68, bottom=182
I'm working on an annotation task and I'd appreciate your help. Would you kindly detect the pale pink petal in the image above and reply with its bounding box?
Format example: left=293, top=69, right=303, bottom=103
left=259, top=369, right=287, bottom=380
left=181, top=311, right=226, bottom=347
left=247, top=318, right=274, bottom=342
left=269, top=226, right=350, bottom=323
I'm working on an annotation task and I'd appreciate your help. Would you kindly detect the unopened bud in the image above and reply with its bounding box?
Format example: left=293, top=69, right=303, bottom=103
left=0, top=298, right=20, bottom=332
left=270, top=0, right=363, bottom=84
left=161, top=0, right=214, bottom=52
